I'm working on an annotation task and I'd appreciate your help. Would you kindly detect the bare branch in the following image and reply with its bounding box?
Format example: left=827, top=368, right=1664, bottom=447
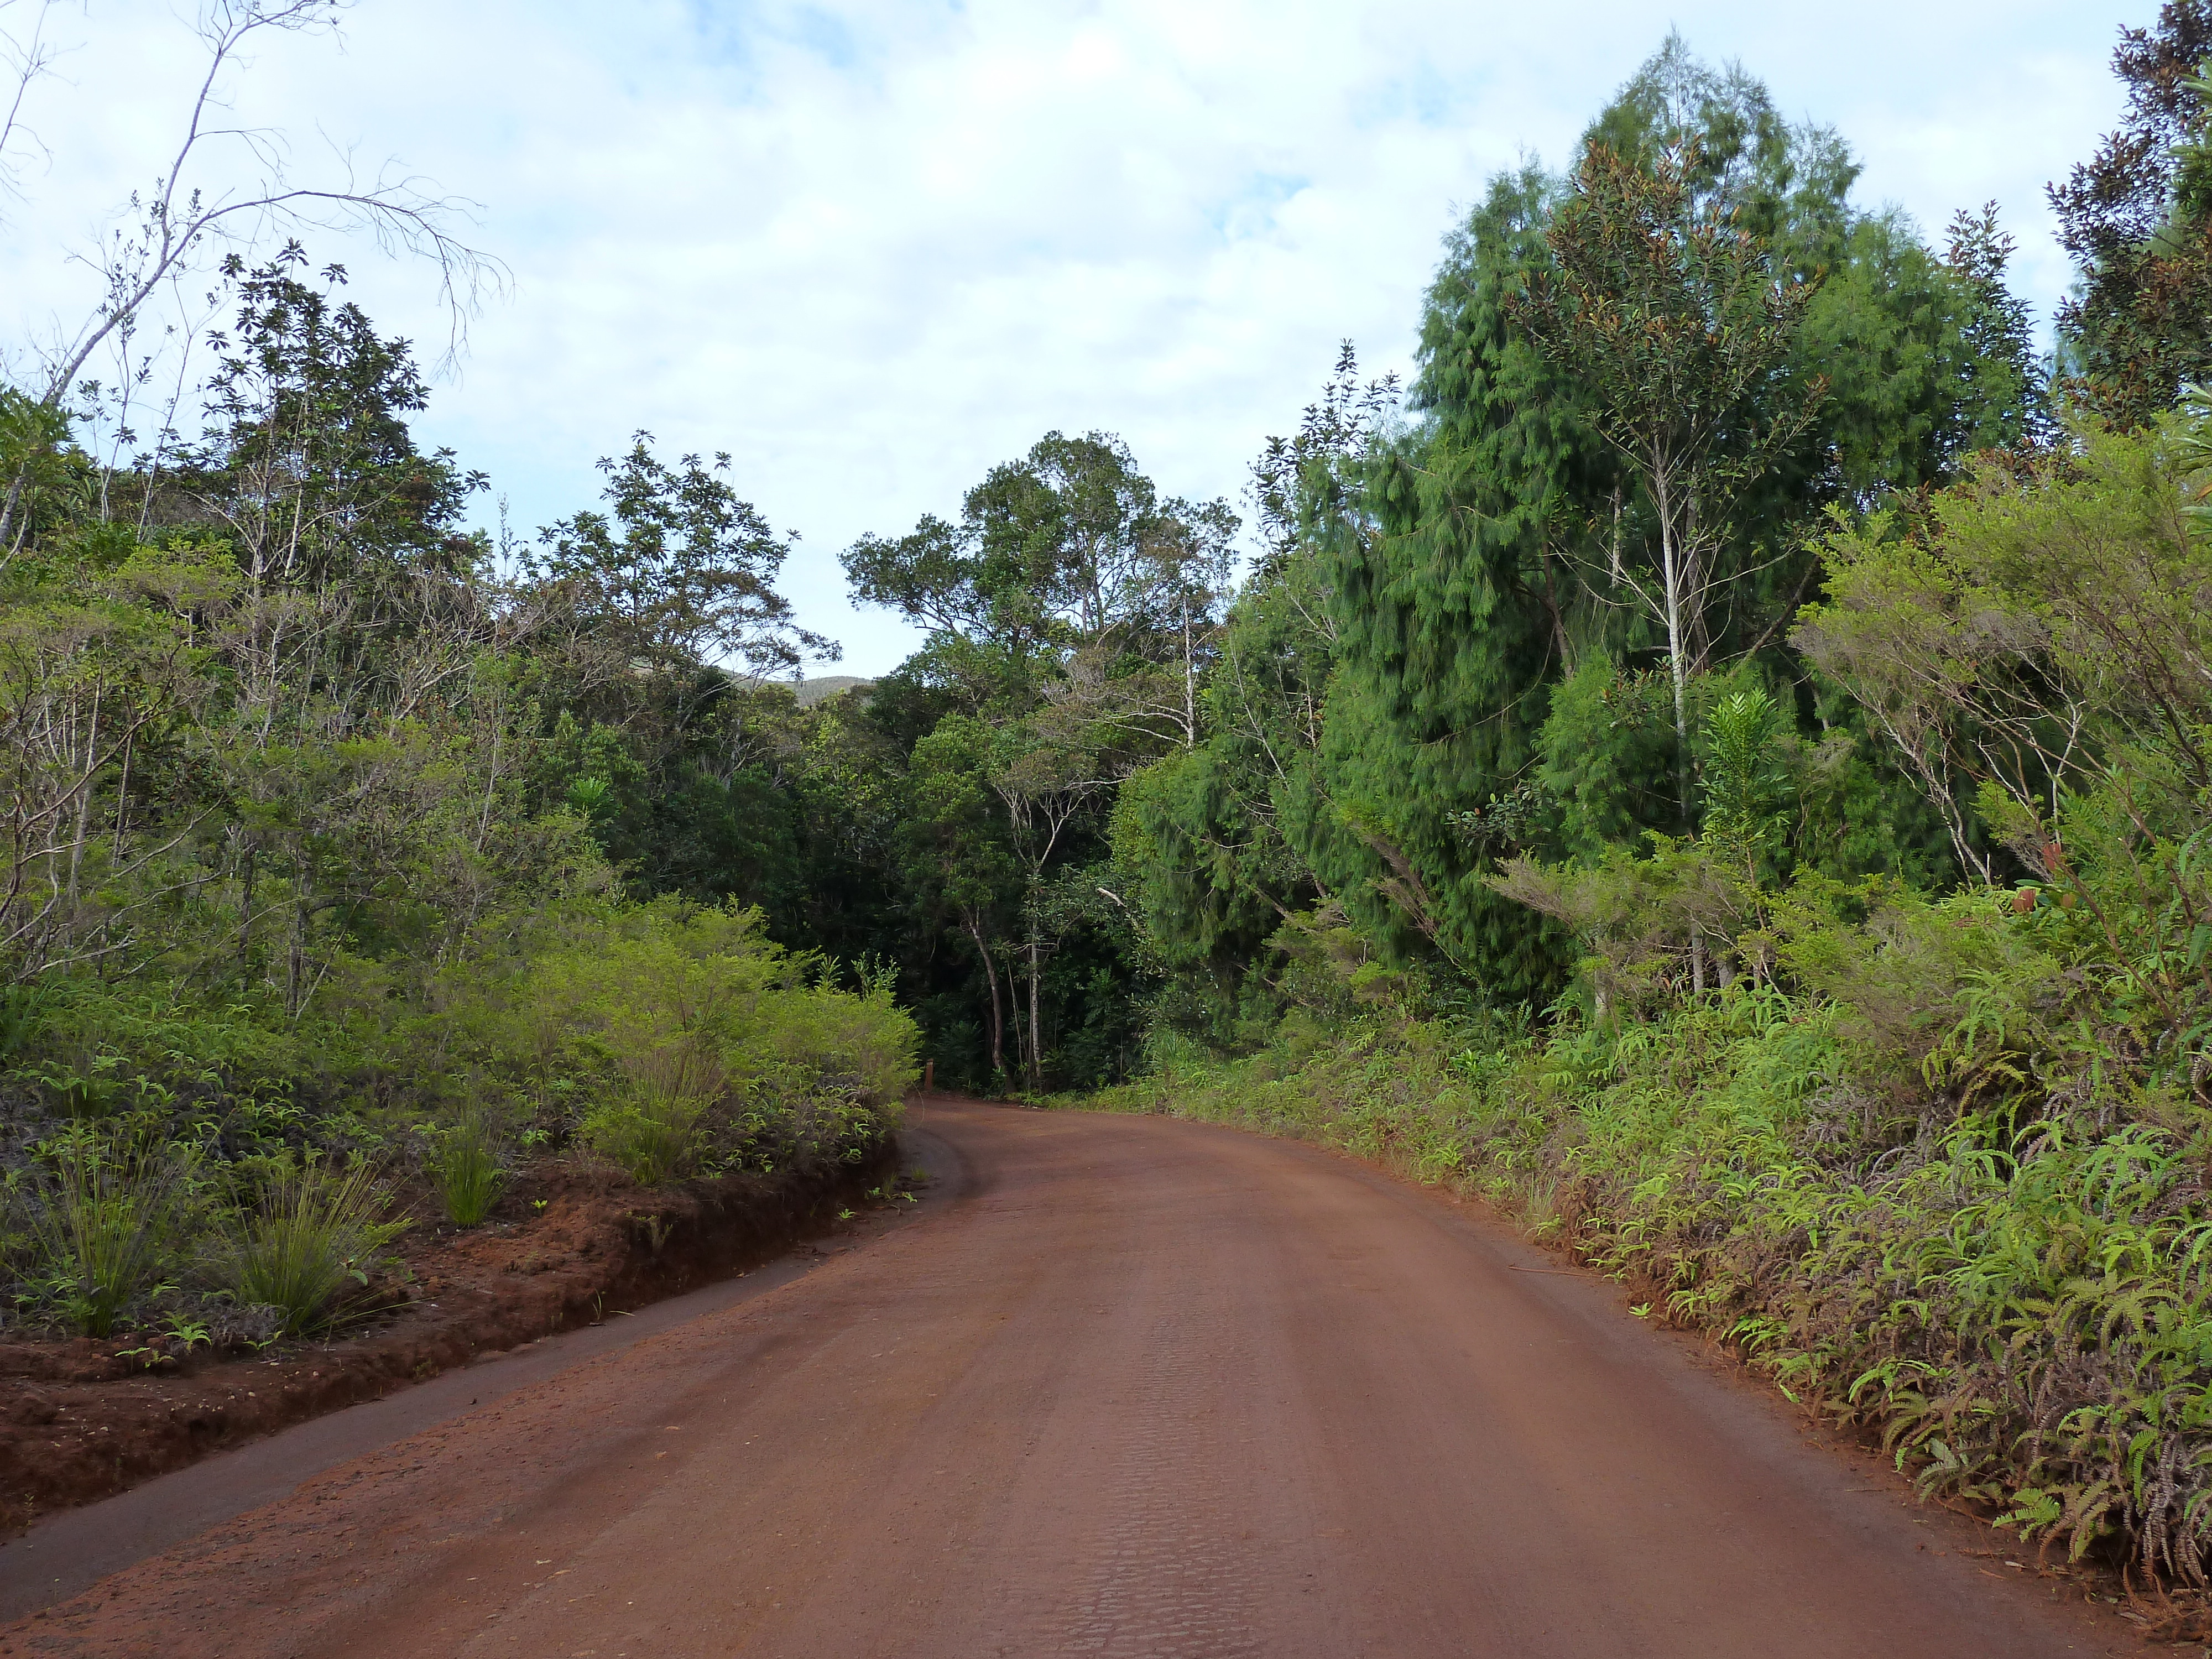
left=0, top=0, right=508, bottom=554
left=0, top=0, right=65, bottom=216
left=29, top=0, right=507, bottom=408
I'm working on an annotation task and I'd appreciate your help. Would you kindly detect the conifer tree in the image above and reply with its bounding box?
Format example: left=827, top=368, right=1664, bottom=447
left=2052, top=1, right=2212, bottom=427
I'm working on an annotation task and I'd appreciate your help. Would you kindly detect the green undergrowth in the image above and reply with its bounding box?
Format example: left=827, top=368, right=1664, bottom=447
left=1076, top=959, right=2212, bottom=1585
left=0, top=900, right=919, bottom=1344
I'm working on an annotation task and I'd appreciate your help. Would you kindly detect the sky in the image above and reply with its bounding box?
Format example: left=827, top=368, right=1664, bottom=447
left=0, top=0, right=2142, bottom=675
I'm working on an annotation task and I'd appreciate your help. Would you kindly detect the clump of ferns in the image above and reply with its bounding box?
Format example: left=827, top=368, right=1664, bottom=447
left=1538, top=1018, right=2212, bottom=1582
left=1777, top=1120, right=2212, bottom=1580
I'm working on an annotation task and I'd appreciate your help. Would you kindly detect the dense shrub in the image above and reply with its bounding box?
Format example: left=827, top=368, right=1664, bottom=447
left=433, top=901, right=918, bottom=1182
left=0, top=899, right=917, bottom=1338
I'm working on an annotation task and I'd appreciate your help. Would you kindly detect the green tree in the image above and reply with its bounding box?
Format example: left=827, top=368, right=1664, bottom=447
left=1302, top=163, right=1583, bottom=1003
left=530, top=436, right=833, bottom=682
left=845, top=431, right=1237, bottom=1088
left=1939, top=206, right=2056, bottom=455
left=900, top=714, right=1020, bottom=1081
left=844, top=431, right=1237, bottom=716
left=154, top=247, right=496, bottom=739
left=986, top=708, right=1113, bottom=1088
left=2051, top=2, right=2212, bottom=427
left=1516, top=137, right=1825, bottom=812
left=178, top=247, right=483, bottom=584
left=1110, top=349, right=1387, bottom=1037
left=1292, top=36, right=2042, bottom=1009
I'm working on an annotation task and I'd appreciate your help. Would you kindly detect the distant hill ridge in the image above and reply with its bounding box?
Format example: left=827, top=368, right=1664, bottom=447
left=737, top=675, right=873, bottom=707
left=790, top=675, right=873, bottom=708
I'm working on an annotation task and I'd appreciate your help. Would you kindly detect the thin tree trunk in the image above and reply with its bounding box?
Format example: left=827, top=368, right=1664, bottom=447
left=1655, top=461, right=1693, bottom=827
left=1181, top=593, right=1197, bottom=747
left=1538, top=545, right=1572, bottom=675
left=966, top=915, right=1005, bottom=1080
left=285, top=863, right=312, bottom=1022
left=477, top=717, right=504, bottom=851
left=0, top=461, right=29, bottom=566
left=64, top=685, right=102, bottom=904
left=111, top=726, right=134, bottom=860
left=238, top=845, right=257, bottom=984
left=1027, top=923, right=1044, bottom=1091
left=287, top=885, right=307, bottom=1016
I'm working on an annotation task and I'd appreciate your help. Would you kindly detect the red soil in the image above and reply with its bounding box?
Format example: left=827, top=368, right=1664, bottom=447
left=0, top=1146, right=894, bottom=1533
left=0, top=1103, right=2159, bottom=1658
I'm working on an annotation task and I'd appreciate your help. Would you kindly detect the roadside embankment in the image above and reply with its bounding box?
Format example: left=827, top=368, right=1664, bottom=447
left=0, top=1141, right=899, bottom=1534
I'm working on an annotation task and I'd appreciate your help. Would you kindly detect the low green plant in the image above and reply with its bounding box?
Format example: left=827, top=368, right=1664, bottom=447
left=448, top=900, right=915, bottom=1183
left=580, top=1089, right=705, bottom=1185
left=422, top=1113, right=507, bottom=1226
left=208, top=1161, right=409, bottom=1338
left=27, top=1127, right=195, bottom=1337
left=0, top=1170, right=28, bottom=1308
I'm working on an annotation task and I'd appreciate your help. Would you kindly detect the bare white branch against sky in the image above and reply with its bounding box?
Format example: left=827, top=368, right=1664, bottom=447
left=0, top=1, right=2135, bottom=672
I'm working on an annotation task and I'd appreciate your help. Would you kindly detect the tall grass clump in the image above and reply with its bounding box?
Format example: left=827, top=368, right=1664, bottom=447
left=209, top=1161, right=408, bottom=1338
left=24, top=1128, right=196, bottom=1337
left=580, top=1087, right=706, bottom=1185
left=423, top=1112, right=508, bottom=1226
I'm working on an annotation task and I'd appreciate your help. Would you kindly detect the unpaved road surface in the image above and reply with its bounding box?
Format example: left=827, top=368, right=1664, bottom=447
left=0, top=1102, right=2152, bottom=1657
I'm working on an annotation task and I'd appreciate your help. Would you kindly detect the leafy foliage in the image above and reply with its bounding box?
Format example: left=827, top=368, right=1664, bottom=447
left=2051, top=2, right=2212, bottom=427
left=1057, top=25, right=2212, bottom=1588
left=0, top=241, right=912, bottom=1348
left=529, top=436, right=833, bottom=678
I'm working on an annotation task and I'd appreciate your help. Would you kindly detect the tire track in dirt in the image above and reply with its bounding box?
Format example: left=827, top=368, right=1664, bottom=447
left=1053, top=1292, right=1261, bottom=1657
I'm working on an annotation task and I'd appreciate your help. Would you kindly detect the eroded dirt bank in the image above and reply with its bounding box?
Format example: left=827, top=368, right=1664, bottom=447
left=0, top=1142, right=896, bottom=1534
left=0, top=1103, right=2161, bottom=1658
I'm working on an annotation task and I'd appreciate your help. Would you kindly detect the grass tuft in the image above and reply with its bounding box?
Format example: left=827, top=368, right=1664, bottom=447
left=425, top=1113, right=507, bottom=1227
left=28, top=1127, right=194, bottom=1337
left=210, top=1161, right=409, bottom=1338
left=581, top=1088, right=705, bottom=1186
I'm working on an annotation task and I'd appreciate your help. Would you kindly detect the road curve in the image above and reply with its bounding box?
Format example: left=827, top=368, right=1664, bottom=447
left=1, top=1102, right=2146, bottom=1658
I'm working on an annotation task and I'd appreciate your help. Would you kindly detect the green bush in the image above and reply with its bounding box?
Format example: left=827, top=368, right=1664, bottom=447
left=207, top=1161, right=408, bottom=1338
left=440, top=899, right=918, bottom=1183
left=24, top=1127, right=196, bottom=1337
left=422, top=1113, right=507, bottom=1227
left=579, top=1089, right=706, bottom=1185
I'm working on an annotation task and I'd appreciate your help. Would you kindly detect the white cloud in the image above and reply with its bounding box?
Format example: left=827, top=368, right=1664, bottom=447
left=1, top=0, right=2135, bottom=672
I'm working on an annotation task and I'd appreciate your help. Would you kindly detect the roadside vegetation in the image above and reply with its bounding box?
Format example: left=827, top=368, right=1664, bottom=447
left=0, top=11, right=914, bottom=1354
left=1088, top=418, right=2212, bottom=1571
left=0, top=362, right=916, bottom=1340
left=9, top=0, right=2212, bottom=1597
left=1071, top=13, right=2212, bottom=1590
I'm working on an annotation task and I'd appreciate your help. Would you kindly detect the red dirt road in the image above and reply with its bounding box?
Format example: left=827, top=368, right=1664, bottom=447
left=0, top=1102, right=2154, bottom=1657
